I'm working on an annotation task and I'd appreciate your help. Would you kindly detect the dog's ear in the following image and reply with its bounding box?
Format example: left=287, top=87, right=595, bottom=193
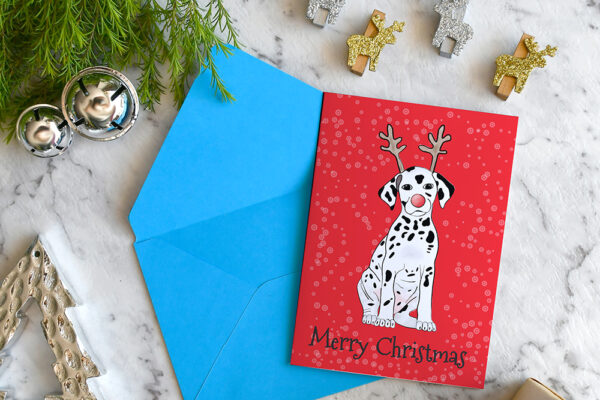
left=378, top=174, right=401, bottom=210
left=433, top=172, right=455, bottom=208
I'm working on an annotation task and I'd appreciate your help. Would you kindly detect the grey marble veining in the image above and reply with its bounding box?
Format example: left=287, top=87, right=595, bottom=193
left=0, top=0, right=598, bottom=399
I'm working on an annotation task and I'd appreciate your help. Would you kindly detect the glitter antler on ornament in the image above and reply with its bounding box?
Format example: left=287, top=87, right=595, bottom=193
left=418, top=125, right=452, bottom=172
left=432, top=0, right=473, bottom=58
left=347, top=10, right=405, bottom=75
left=379, top=124, right=407, bottom=173
left=494, top=36, right=557, bottom=98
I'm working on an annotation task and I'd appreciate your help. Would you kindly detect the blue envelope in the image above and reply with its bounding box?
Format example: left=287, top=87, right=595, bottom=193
left=129, top=48, right=377, bottom=399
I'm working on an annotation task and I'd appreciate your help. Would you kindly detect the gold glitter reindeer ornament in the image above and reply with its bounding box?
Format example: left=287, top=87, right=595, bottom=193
left=494, top=34, right=557, bottom=100
left=347, top=10, right=405, bottom=75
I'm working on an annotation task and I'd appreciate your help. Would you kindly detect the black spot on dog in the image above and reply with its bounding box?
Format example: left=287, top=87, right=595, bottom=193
left=401, top=232, right=407, bottom=238
left=369, top=273, right=373, bottom=279
left=426, top=231, right=435, bottom=243
left=385, top=270, right=392, bottom=282
left=368, top=302, right=374, bottom=306
left=407, top=233, right=415, bottom=241
left=422, top=218, right=431, bottom=226
left=391, top=185, right=397, bottom=196
left=380, top=241, right=385, bottom=247
left=404, top=225, right=409, bottom=230
left=407, top=273, right=415, bottom=277
left=425, top=193, right=433, bottom=198
left=415, top=175, right=424, bottom=184
left=389, top=244, right=395, bottom=250
left=401, top=200, right=407, bottom=207
left=424, top=274, right=430, bottom=287
left=399, top=304, right=409, bottom=313
left=373, top=282, right=377, bottom=289
left=438, top=188, right=445, bottom=201
left=389, top=252, right=395, bottom=258
left=390, top=236, right=396, bottom=241
left=383, top=299, right=391, bottom=306
left=377, top=254, right=383, bottom=258
left=402, top=216, right=411, bottom=224
left=426, top=267, right=432, bottom=272
left=418, top=231, right=424, bottom=234
left=374, top=265, right=379, bottom=269
left=394, top=223, right=401, bottom=231
left=413, top=220, right=419, bottom=230
left=406, top=166, right=416, bottom=172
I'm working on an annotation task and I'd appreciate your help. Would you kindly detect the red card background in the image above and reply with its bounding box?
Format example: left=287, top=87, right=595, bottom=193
left=291, top=93, right=518, bottom=388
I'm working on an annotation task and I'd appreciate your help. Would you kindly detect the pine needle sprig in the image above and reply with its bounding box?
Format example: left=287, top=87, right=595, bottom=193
left=0, top=0, right=240, bottom=143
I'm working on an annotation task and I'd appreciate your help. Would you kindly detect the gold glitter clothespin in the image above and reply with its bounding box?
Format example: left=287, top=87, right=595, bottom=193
left=346, top=10, right=405, bottom=76
left=493, top=33, right=557, bottom=100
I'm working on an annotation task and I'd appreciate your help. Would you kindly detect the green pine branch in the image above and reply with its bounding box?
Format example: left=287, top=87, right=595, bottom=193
left=0, top=0, right=240, bottom=143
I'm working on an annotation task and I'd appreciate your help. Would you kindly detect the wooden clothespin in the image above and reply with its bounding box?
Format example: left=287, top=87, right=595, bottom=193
left=432, top=0, right=473, bottom=58
left=511, top=378, right=565, bottom=400
left=346, top=10, right=405, bottom=76
left=307, top=0, right=346, bottom=27
left=494, top=33, right=558, bottom=100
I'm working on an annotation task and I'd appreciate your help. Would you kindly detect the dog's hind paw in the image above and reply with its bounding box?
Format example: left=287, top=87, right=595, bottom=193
left=416, top=320, right=436, bottom=332
left=362, top=314, right=377, bottom=325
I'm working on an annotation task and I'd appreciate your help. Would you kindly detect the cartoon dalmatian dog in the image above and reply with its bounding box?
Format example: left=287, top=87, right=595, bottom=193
left=357, top=124, right=454, bottom=332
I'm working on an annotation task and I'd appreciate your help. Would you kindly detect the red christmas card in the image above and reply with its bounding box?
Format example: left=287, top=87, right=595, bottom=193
left=291, top=93, right=518, bottom=388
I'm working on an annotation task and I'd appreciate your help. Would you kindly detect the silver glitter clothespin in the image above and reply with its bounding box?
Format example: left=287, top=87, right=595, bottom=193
left=432, top=0, right=473, bottom=58
left=307, top=0, right=346, bottom=27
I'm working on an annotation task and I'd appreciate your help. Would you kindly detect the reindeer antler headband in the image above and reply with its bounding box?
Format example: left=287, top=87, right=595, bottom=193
left=379, top=124, right=452, bottom=173
left=379, top=124, right=407, bottom=172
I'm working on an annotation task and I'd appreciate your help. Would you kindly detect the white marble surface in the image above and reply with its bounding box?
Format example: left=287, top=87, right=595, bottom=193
left=0, top=0, right=598, bottom=399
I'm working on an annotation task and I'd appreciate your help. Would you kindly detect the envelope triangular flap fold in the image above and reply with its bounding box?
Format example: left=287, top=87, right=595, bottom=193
left=159, top=187, right=312, bottom=286
left=129, top=47, right=324, bottom=242
left=196, top=273, right=375, bottom=400
left=135, top=238, right=255, bottom=400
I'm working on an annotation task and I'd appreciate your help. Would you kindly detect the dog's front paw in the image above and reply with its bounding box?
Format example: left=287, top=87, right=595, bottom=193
left=416, top=320, right=436, bottom=332
left=374, top=317, right=395, bottom=328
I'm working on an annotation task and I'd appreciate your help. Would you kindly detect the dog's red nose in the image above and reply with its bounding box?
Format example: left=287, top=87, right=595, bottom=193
left=411, top=194, right=426, bottom=208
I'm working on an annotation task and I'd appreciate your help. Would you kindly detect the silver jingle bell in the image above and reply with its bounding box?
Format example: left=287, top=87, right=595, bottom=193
left=16, top=104, right=73, bottom=158
left=61, top=66, right=139, bottom=141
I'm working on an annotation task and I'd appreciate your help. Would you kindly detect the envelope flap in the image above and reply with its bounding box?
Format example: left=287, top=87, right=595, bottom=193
left=158, top=187, right=311, bottom=287
left=196, top=273, right=376, bottom=400
left=135, top=237, right=256, bottom=399
left=130, top=48, right=324, bottom=242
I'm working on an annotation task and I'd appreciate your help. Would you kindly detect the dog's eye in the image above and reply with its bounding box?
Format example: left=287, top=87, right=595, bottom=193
left=401, top=184, right=413, bottom=190
left=423, top=183, right=434, bottom=189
